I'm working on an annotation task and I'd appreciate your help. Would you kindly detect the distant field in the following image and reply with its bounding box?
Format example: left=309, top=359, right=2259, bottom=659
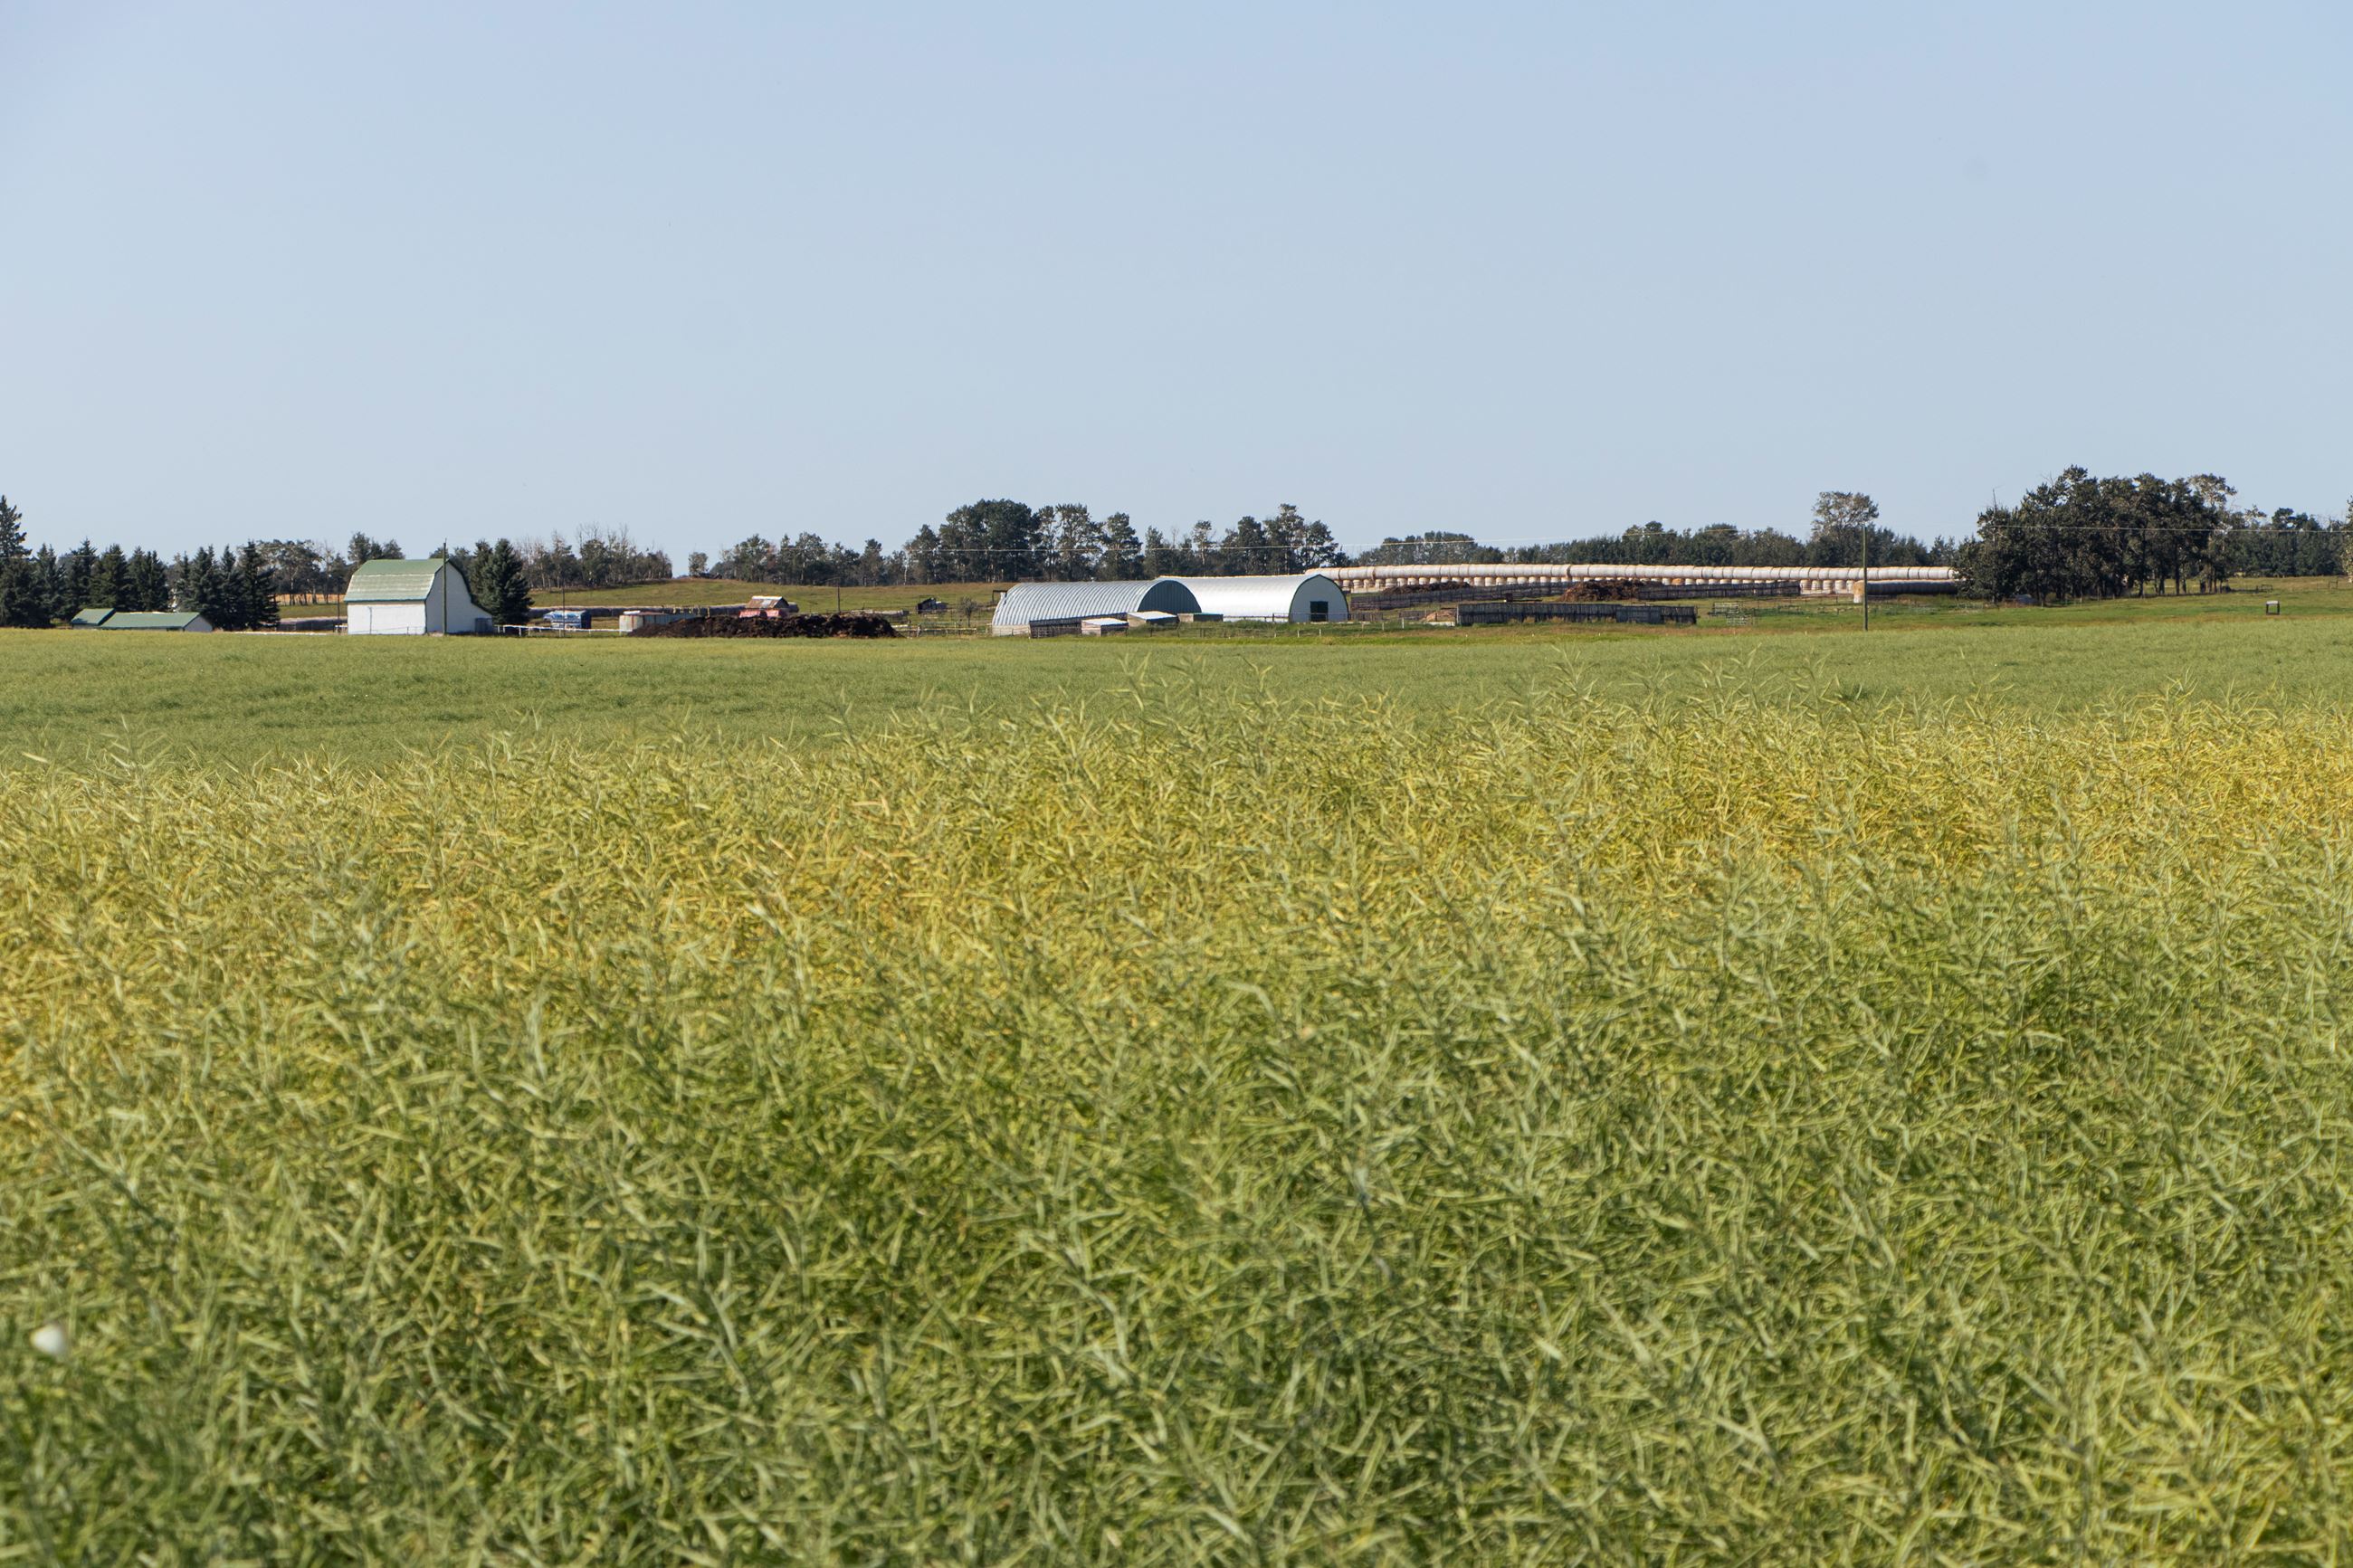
left=271, top=572, right=2353, bottom=635
left=5, top=583, right=2353, bottom=767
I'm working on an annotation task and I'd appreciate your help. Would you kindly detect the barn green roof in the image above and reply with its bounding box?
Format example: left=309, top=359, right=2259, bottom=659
left=345, top=558, right=450, bottom=603
left=98, top=612, right=210, bottom=631
left=70, top=606, right=114, bottom=627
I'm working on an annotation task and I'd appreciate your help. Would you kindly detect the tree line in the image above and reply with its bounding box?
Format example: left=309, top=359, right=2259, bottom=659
left=1958, top=470, right=2348, bottom=601
left=713, top=501, right=1350, bottom=586
left=1356, top=519, right=1954, bottom=571
left=0, top=499, right=176, bottom=627
left=1358, top=475, right=2348, bottom=602
left=3, top=473, right=2344, bottom=628
left=0, top=501, right=547, bottom=630
left=259, top=527, right=670, bottom=595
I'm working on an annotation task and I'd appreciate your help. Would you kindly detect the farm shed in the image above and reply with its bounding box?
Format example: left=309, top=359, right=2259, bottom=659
left=345, top=558, right=492, bottom=635
left=617, top=609, right=693, bottom=633
left=70, top=607, right=115, bottom=627
left=1167, top=574, right=1349, bottom=622
left=95, top=611, right=214, bottom=632
left=990, top=578, right=1201, bottom=636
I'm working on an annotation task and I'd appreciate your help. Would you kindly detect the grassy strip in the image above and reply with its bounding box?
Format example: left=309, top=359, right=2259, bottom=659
left=9, top=609, right=2353, bottom=770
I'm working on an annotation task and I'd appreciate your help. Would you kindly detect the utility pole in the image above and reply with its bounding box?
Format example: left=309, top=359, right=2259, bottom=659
left=1860, top=519, right=1869, bottom=632
left=1812, top=491, right=1881, bottom=632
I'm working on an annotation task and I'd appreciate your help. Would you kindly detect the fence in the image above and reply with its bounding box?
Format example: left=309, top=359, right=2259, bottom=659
left=1456, top=603, right=1699, bottom=627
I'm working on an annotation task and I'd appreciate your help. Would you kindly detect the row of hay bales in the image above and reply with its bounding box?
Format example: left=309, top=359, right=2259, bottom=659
left=1327, top=563, right=1957, bottom=597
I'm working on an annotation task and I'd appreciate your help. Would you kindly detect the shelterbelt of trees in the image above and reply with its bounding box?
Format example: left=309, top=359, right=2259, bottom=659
left=0, top=471, right=2343, bottom=627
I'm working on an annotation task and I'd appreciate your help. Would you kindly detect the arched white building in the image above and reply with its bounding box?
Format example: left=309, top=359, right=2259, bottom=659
left=991, top=578, right=1202, bottom=635
left=1167, top=574, right=1350, bottom=622
left=345, top=558, right=493, bottom=635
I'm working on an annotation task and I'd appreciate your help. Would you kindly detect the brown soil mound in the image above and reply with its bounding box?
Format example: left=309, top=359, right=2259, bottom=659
left=634, top=613, right=899, bottom=639
left=1557, top=580, right=1635, bottom=602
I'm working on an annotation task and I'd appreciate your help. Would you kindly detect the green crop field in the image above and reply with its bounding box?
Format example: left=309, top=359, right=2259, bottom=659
left=7, top=598, right=2353, bottom=1559
left=5, top=578, right=2353, bottom=768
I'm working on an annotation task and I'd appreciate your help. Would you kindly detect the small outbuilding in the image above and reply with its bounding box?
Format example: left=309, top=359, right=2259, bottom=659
left=345, top=557, right=492, bottom=635
left=1167, top=574, right=1349, bottom=623
left=96, top=611, right=214, bottom=632
left=71, top=606, right=116, bottom=627
left=990, top=578, right=1202, bottom=636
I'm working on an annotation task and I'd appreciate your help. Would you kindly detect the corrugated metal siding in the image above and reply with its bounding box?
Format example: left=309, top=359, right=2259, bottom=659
left=1167, top=575, right=1350, bottom=622
left=990, top=579, right=1201, bottom=632
left=345, top=559, right=449, bottom=603
left=97, top=612, right=212, bottom=631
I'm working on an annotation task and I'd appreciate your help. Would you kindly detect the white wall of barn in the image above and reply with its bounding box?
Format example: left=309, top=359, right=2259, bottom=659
left=349, top=602, right=429, bottom=635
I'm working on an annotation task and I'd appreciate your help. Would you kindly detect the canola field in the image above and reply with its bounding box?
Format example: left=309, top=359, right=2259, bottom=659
left=6, top=632, right=2353, bottom=1561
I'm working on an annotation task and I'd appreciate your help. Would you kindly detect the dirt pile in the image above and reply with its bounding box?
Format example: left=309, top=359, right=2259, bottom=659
left=634, top=613, right=899, bottom=639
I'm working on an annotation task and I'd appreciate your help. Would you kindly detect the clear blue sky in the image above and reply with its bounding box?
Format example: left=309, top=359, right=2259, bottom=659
left=5, top=1, right=2347, bottom=561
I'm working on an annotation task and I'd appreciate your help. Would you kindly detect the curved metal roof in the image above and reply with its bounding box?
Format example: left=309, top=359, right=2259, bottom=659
left=345, top=557, right=452, bottom=603
left=1166, top=574, right=1349, bottom=621
left=991, top=578, right=1201, bottom=629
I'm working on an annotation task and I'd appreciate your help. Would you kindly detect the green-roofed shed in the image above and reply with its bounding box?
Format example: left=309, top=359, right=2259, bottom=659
left=70, top=606, right=115, bottom=628
left=344, top=557, right=492, bottom=635
left=97, top=611, right=214, bottom=632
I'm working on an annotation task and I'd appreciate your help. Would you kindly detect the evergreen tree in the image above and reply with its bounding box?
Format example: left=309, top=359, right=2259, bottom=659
left=236, top=542, right=281, bottom=628
left=63, top=540, right=95, bottom=609
left=33, top=545, right=66, bottom=623
left=179, top=548, right=229, bottom=624
left=472, top=538, right=534, bottom=624
left=0, top=567, right=41, bottom=627
left=87, top=546, right=127, bottom=608
left=0, top=496, right=42, bottom=626
left=127, top=550, right=169, bottom=612
left=904, top=526, right=942, bottom=585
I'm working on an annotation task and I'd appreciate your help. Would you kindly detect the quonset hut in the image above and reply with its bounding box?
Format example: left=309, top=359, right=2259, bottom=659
left=990, top=578, right=1202, bottom=636
left=345, top=558, right=492, bottom=635
left=1167, top=574, right=1349, bottom=622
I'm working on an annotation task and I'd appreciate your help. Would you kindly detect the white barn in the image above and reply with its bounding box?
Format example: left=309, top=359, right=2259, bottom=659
left=1167, top=574, right=1349, bottom=623
left=345, top=558, right=492, bottom=635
